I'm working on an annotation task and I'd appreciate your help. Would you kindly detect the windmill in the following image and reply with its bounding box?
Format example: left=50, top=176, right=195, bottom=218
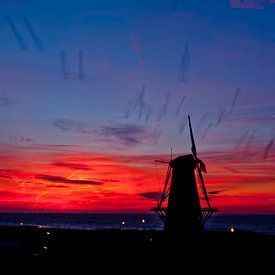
left=152, top=115, right=217, bottom=235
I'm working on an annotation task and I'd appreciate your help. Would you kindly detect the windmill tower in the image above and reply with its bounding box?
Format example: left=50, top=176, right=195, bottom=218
left=152, top=115, right=217, bottom=236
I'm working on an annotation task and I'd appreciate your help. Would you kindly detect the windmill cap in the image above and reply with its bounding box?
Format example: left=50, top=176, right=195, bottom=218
left=169, top=154, right=196, bottom=169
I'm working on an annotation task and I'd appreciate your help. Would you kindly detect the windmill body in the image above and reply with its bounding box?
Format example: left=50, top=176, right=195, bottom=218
left=164, top=154, right=204, bottom=235
left=152, top=116, right=217, bottom=236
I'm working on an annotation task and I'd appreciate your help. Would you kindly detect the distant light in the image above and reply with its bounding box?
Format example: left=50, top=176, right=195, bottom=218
left=20, top=222, right=23, bottom=226
left=230, top=227, right=235, bottom=233
left=121, top=221, right=125, bottom=225
left=141, top=219, right=146, bottom=224
left=149, top=238, right=153, bottom=242
left=43, top=246, right=48, bottom=250
left=46, top=231, right=50, bottom=235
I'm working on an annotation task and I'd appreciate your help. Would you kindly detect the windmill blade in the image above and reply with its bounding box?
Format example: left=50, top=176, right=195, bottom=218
left=158, top=166, right=172, bottom=207
left=196, top=164, right=211, bottom=208
left=188, top=115, right=210, bottom=208
left=197, top=159, right=207, bottom=173
left=188, top=115, right=197, bottom=157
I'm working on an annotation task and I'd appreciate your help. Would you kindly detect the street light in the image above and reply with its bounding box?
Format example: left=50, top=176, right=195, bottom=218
left=121, top=220, right=125, bottom=229
left=141, top=219, right=146, bottom=230
left=230, top=227, right=235, bottom=233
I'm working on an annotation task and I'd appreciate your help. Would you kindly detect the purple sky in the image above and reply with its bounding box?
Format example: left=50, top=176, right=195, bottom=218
left=0, top=0, right=274, bottom=154
left=0, top=0, right=275, bottom=212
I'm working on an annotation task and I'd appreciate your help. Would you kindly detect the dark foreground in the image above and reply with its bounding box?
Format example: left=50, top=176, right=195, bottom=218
left=1, top=226, right=275, bottom=273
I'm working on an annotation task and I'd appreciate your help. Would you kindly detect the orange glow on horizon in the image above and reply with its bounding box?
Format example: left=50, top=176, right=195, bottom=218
left=0, top=145, right=274, bottom=213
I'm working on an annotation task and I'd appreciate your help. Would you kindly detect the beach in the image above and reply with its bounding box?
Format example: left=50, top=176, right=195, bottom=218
left=1, top=225, right=275, bottom=273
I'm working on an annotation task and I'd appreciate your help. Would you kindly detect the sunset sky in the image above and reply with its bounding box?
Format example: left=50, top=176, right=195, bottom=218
left=0, top=0, right=275, bottom=213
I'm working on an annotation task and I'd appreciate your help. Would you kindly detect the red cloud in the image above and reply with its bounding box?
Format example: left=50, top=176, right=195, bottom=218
left=0, top=145, right=274, bottom=213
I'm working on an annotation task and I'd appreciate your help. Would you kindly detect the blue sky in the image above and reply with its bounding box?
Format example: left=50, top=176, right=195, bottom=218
left=0, top=0, right=275, bottom=212
left=1, top=0, right=275, bottom=154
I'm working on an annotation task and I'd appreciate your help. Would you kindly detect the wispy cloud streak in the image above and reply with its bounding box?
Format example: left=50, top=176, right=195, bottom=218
left=177, top=43, right=190, bottom=83
left=139, top=192, right=161, bottom=200
left=158, top=92, right=170, bottom=121
left=36, top=174, right=102, bottom=185
left=53, top=119, right=150, bottom=145
left=9, top=136, right=34, bottom=143
left=59, top=49, right=68, bottom=79
left=53, top=162, right=91, bottom=170
left=263, top=138, right=274, bottom=160
left=94, top=124, right=148, bottom=145
left=229, top=0, right=266, bottom=9
left=175, top=95, right=186, bottom=117
left=23, top=18, right=45, bottom=52
left=6, top=17, right=28, bottom=50
left=229, top=87, right=241, bottom=115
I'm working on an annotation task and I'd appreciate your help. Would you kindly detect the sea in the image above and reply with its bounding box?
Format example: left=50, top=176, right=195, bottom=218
left=0, top=212, right=275, bottom=235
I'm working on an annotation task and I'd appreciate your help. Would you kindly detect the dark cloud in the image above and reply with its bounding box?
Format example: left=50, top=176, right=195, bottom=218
left=94, top=124, right=147, bottom=145
left=0, top=169, right=27, bottom=178
left=53, top=162, right=91, bottom=170
left=53, top=118, right=149, bottom=145
left=0, top=95, right=16, bottom=108
left=208, top=190, right=226, bottom=195
left=87, top=178, right=120, bottom=183
left=139, top=192, right=162, bottom=200
left=53, top=119, right=93, bottom=134
left=9, top=136, right=34, bottom=143
left=36, top=174, right=102, bottom=185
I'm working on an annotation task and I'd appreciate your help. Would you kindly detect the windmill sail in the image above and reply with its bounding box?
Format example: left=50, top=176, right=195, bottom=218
left=188, top=115, right=210, bottom=208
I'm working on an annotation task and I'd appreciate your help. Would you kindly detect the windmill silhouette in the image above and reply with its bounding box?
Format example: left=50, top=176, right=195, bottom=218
left=152, top=115, right=217, bottom=235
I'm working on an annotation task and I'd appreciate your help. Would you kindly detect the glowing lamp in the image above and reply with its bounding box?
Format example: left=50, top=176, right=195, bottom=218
left=230, top=227, right=235, bottom=233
